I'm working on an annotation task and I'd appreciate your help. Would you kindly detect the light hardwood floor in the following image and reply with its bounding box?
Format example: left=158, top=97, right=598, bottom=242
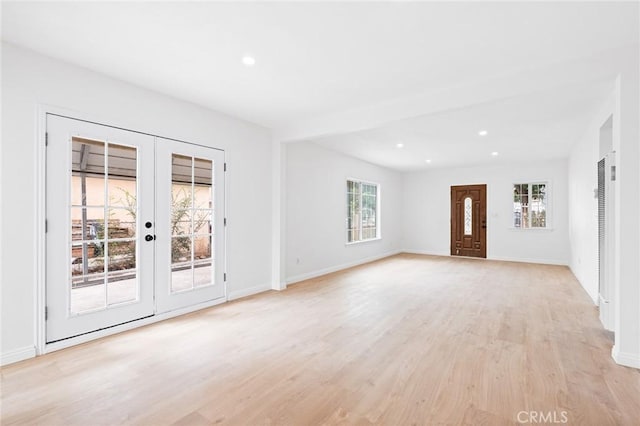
left=2, top=254, right=639, bottom=425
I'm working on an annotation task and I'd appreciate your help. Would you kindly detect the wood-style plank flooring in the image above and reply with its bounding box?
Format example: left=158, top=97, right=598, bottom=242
left=2, top=254, right=639, bottom=425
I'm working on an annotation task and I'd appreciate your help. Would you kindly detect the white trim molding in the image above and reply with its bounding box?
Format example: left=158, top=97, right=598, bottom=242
left=228, top=283, right=272, bottom=301
left=488, top=255, right=568, bottom=266
left=612, top=345, right=640, bottom=369
left=403, top=249, right=568, bottom=266
left=35, top=105, right=48, bottom=356
left=287, top=250, right=401, bottom=285
left=568, top=266, right=599, bottom=305
left=402, top=249, right=449, bottom=257
left=1, top=346, right=37, bottom=366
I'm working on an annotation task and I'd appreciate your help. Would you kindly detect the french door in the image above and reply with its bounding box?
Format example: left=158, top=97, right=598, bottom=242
left=46, top=115, right=225, bottom=343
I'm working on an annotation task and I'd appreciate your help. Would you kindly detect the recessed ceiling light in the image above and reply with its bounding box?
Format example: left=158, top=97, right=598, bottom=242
left=396, top=143, right=404, bottom=148
left=491, top=151, right=499, bottom=156
left=478, top=130, right=488, bottom=136
left=425, top=159, right=432, bottom=163
left=242, top=55, right=256, bottom=66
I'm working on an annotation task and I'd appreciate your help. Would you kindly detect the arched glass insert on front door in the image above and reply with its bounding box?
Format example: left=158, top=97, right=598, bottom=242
left=464, top=197, right=472, bottom=235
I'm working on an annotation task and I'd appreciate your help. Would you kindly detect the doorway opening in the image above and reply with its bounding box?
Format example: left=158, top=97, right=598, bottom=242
left=598, top=115, right=615, bottom=331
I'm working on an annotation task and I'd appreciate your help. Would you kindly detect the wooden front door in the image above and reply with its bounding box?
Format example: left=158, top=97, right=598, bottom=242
left=451, top=184, right=487, bottom=258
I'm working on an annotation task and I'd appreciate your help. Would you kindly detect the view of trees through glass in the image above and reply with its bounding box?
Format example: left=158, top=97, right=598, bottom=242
left=170, top=154, right=214, bottom=292
left=347, top=180, right=378, bottom=243
left=69, top=138, right=140, bottom=312
left=513, top=183, right=547, bottom=228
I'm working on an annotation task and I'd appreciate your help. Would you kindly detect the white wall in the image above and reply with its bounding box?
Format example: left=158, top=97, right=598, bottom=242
left=1, top=43, right=273, bottom=363
left=558, top=50, right=640, bottom=369
left=567, top=95, right=614, bottom=304
left=402, top=160, right=570, bottom=265
left=611, top=57, right=640, bottom=368
left=285, top=142, right=402, bottom=283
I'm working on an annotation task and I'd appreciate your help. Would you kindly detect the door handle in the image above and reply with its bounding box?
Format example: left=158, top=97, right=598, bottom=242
left=145, top=234, right=155, bottom=242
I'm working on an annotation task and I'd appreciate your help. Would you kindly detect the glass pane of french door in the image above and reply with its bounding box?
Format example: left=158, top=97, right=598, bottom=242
left=46, top=115, right=155, bottom=343
left=155, top=138, right=225, bottom=314
left=170, top=154, right=214, bottom=292
left=70, top=138, right=139, bottom=313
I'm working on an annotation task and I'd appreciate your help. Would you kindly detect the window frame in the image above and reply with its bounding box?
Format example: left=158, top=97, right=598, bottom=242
left=511, top=181, right=550, bottom=230
left=346, top=178, right=381, bottom=245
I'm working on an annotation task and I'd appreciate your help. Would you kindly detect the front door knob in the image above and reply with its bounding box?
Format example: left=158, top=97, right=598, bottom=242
left=145, top=234, right=154, bottom=242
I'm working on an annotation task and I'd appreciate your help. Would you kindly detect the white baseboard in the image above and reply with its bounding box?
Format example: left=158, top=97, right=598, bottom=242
left=228, top=283, right=272, bottom=301
left=612, top=345, right=640, bottom=369
left=403, top=249, right=568, bottom=266
left=286, top=250, right=567, bottom=286
left=567, top=264, right=599, bottom=305
left=402, top=249, right=448, bottom=257
left=1, top=345, right=36, bottom=366
left=286, top=250, right=402, bottom=285
left=489, top=255, right=568, bottom=266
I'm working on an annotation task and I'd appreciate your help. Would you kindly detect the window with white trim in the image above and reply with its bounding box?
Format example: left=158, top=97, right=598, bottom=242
left=513, top=183, right=547, bottom=228
left=347, top=179, right=379, bottom=243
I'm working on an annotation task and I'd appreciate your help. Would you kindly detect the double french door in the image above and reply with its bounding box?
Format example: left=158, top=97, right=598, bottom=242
left=46, top=114, right=225, bottom=343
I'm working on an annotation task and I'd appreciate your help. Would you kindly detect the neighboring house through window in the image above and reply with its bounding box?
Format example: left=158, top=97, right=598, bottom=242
left=513, top=182, right=547, bottom=228
left=347, top=179, right=379, bottom=243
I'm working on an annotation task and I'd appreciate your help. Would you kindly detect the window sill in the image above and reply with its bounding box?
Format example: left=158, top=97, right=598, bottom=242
left=346, top=237, right=382, bottom=246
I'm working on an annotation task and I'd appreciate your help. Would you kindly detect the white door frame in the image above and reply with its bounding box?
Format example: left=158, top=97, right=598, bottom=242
left=599, top=151, right=616, bottom=331
left=34, top=105, right=228, bottom=355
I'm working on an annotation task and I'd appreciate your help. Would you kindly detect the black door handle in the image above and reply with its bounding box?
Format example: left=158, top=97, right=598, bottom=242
left=145, top=234, right=155, bottom=242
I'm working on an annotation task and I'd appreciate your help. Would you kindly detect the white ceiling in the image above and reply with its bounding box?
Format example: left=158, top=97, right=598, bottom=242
left=2, top=1, right=638, bottom=170
left=311, top=80, right=613, bottom=171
